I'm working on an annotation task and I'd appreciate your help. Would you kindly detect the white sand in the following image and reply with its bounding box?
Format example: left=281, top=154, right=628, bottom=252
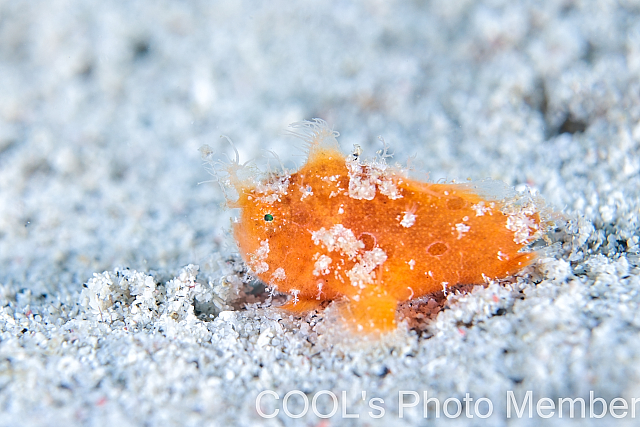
left=1, top=1, right=640, bottom=425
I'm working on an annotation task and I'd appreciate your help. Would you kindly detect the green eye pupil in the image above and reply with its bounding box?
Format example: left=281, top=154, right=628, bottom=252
left=264, top=214, right=274, bottom=222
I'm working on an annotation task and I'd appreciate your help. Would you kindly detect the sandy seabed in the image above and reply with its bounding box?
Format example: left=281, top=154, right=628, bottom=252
left=1, top=1, right=640, bottom=425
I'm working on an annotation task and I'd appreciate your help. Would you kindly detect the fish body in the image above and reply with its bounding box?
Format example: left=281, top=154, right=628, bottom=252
left=222, top=120, right=545, bottom=332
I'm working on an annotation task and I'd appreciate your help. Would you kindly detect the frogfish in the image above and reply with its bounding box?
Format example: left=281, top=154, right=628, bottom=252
left=205, top=119, right=549, bottom=333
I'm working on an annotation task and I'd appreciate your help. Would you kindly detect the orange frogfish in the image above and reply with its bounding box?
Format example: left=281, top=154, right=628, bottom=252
left=208, top=119, right=549, bottom=333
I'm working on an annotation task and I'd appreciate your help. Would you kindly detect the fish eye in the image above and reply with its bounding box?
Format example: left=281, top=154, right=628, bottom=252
left=264, top=214, right=274, bottom=222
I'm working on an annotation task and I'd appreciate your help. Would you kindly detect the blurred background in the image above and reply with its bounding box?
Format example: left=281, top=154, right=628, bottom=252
left=1, top=0, right=639, bottom=293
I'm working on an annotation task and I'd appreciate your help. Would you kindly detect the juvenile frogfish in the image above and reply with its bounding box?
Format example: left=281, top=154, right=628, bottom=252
left=209, top=119, right=548, bottom=333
